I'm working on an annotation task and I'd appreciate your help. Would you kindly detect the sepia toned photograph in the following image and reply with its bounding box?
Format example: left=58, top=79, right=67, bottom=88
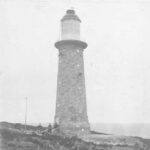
left=0, top=0, right=150, bottom=149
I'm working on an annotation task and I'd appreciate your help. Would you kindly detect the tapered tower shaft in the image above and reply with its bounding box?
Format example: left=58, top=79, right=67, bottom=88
left=54, top=9, right=90, bottom=134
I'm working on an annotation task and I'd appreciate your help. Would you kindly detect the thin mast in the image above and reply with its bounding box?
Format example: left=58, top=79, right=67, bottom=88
left=24, top=97, right=27, bottom=131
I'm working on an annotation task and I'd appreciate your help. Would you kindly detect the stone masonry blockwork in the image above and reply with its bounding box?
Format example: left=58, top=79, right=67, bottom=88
left=54, top=9, right=90, bottom=134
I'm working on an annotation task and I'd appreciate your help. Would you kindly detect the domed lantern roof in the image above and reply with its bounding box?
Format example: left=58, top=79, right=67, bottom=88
left=61, top=9, right=81, bottom=22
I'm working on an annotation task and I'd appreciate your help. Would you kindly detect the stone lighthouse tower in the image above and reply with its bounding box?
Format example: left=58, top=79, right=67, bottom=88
left=54, top=9, right=90, bottom=134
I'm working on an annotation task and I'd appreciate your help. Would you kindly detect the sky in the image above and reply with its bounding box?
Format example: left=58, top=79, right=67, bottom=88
left=0, top=0, right=150, bottom=125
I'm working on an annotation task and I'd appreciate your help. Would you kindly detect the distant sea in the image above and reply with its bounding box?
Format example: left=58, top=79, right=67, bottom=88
left=90, top=123, right=150, bottom=139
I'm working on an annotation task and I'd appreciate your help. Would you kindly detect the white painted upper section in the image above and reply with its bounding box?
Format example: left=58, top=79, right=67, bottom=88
left=61, top=19, right=80, bottom=40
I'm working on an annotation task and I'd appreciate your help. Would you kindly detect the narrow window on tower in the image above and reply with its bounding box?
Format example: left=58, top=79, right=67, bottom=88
left=78, top=72, right=82, bottom=76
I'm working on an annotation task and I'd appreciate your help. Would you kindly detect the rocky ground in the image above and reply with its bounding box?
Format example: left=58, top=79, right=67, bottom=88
left=0, top=122, right=150, bottom=150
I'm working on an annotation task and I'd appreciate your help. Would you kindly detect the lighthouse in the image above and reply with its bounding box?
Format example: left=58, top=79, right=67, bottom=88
left=54, top=9, right=90, bottom=135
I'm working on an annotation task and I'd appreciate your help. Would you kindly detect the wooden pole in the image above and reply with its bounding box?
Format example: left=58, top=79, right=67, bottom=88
left=24, top=97, right=27, bottom=131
